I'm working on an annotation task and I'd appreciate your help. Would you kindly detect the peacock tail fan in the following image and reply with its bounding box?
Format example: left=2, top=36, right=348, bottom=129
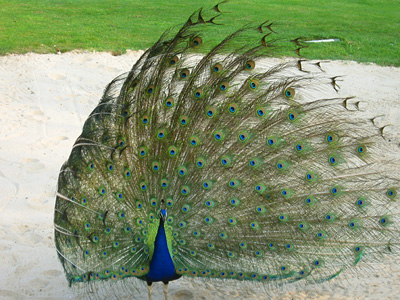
left=54, top=4, right=400, bottom=299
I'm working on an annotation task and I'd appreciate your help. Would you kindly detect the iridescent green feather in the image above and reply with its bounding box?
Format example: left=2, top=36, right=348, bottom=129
left=54, top=4, right=400, bottom=299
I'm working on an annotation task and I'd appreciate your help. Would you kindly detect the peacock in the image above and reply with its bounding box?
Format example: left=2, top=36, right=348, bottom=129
left=54, top=4, right=400, bottom=300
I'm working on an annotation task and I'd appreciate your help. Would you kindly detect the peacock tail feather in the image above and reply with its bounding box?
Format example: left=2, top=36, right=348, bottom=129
left=54, top=4, right=400, bottom=299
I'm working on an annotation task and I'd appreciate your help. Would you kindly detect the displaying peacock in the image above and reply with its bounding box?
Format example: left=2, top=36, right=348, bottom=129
left=54, top=4, right=400, bottom=300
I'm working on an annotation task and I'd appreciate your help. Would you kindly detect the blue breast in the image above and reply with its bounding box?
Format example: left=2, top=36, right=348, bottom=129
left=145, top=219, right=180, bottom=283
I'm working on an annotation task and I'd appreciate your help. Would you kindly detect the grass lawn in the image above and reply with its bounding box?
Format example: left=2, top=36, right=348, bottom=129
left=0, top=0, right=399, bottom=66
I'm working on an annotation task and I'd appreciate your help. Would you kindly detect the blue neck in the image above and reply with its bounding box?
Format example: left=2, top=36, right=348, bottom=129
left=145, top=219, right=180, bottom=283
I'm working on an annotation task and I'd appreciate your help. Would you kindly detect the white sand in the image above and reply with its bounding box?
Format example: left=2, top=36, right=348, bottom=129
left=0, top=51, right=400, bottom=300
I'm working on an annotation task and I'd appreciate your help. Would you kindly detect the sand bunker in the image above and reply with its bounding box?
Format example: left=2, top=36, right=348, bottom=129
left=0, top=51, right=399, bottom=299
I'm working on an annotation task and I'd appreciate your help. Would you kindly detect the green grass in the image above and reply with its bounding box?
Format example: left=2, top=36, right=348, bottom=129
left=0, top=0, right=399, bottom=66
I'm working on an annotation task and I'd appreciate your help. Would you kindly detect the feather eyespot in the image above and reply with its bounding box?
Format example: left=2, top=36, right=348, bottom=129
left=238, top=131, right=249, bottom=142
left=106, top=162, right=113, bottom=171
left=354, top=246, right=363, bottom=253
left=164, top=97, right=174, bottom=108
left=117, top=138, right=125, bottom=148
left=182, top=204, right=190, bottom=212
left=298, top=222, right=308, bottom=230
left=228, top=179, right=239, bottom=188
left=130, top=79, right=139, bottom=89
left=329, top=154, right=339, bottom=166
left=151, top=161, right=160, bottom=172
left=245, top=60, right=255, bottom=70
left=180, top=69, right=190, bottom=79
left=228, top=218, right=237, bottom=225
left=124, top=168, right=131, bottom=178
left=325, top=132, right=338, bottom=144
left=230, top=198, right=240, bottom=206
left=196, top=157, right=206, bottom=168
left=357, top=145, right=367, bottom=156
left=220, top=155, right=232, bottom=167
left=284, top=87, right=295, bottom=99
left=168, top=146, right=178, bottom=157
left=227, top=103, right=238, bottom=115
left=189, top=135, right=200, bottom=146
left=81, top=197, right=88, bottom=206
left=219, top=81, right=229, bottom=92
left=88, top=162, right=94, bottom=170
left=177, top=166, right=187, bottom=176
left=348, top=220, right=358, bottom=229
left=268, top=243, right=276, bottom=251
left=250, top=221, right=259, bottom=229
left=204, top=216, right=214, bottom=224
left=316, top=231, right=326, bottom=240
left=156, top=129, right=167, bottom=139
left=146, top=85, right=154, bottom=95
left=138, top=146, right=147, bottom=157
left=330, top=185, right=341, bottom=196
left=214, top=130, right=225, bottom=141
left=179, top=115, right=189, bottom=126
left=356, top=196, right=367, bottom=208
left=255, top=183, right=266, bottom=193
left=121, top=109, right=129, bottom=117
left=203, top=180, right=213, bottom=190
left=206, top=107, right=217, bottom=118
left=287, top=111, right=298, bottom=122
left=138, top=185, right=146, bottom=193
left=276, top=160, right=288, bottom=171
left=305, top=171, right=317, bottom=183
left=166, top=198, right=174, bottom=207
left=256, top=206, right=266, bottom=214
left=281, top=189, right=292, bottom=199
left=239, top=242, right=247, bottom=249
left=169, top=56, right=178, bottom=65
left=285, top=244, right=294, bottom=251
left=191, top=36, right=202, bottom=47
left=249, top=158, right=260, bottom=168
left=267, top=137, right=276, bottom=146
left=305, top=196, right=316, bottom=206
left=379, top=216, right=389, bottom=226
left=181, top=186, right=190, bottom=195
left=160, top=179, right=169, bottom=189
left=387, top=188, right=397, bottom=199
left=295, top=142, right=305, bottom=152
left=313, top=260, right=322, bottom=267
left=98, top=186, right=106, bottom=195
left=205, top=200, right=215, bottom=208
left=193, top=88, right=203, bottom=99
left=248, top=78, right=259, bottom=90
left=278, top=214, right=289, bottom=222
left=256, top=107, right=267, bottom=117
left=141, top=115, right=149, bottom=125
left=325, top=213, right=336, bottom=222
left=212, top=63, right=222, bottom=73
